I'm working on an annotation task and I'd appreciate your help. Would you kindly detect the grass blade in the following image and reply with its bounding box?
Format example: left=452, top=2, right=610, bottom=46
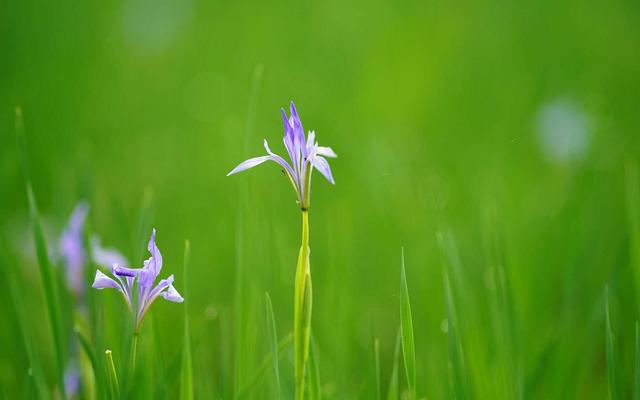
left=237, top=332, right=293, bottom=399
left=605, top=286, right=620, bottom=400
left=8, top=272, right=48, bottom=399
left=399, top=248, right=416, bottom=399
left=374, top=337, right=381, bottom=400
left=386, top=329, right=401, bottom=400
left=264, top=292, right=281, bottom=399
left=443, top=267, right=469, bottom=400
left=75, top=327, right=101, bottom=397
left=105, top=350, right=120, bottom=400
left=181, top=240, right=194, bottom=400
left=633, top=321, right=640, bottom=400
left=308, top=336, right=322, bottom=400
left=16, top=107, right=67, bottom=397
left=437, top=232, right=471, bottom=400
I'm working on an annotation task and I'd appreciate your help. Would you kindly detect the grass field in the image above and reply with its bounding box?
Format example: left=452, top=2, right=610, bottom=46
left=1, top=0, right=640, bottom=398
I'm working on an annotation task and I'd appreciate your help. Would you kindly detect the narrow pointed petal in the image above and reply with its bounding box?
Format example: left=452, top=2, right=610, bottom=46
left=309, top=155, right=335, bottom=184
left=306, top=131, right=316, bottom=150
left=227, top=156, right=272, bottom=176
left=305, top=131, right=318, bottom=158
left=92, top=269, right=123, bottom=292
left=264, top=140, right=295, bottom=177
left=147, top=229, right=163, bottom=276
left=289, top=101, right=305, bottom=152
left=317, top=146, right=337, bottom=158
left=147, top=274, right=183, bottom=303
left=282, top=108, right=299, bottom=167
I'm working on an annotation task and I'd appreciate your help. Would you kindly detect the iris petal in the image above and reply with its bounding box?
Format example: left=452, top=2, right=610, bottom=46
left=317, top=146, right=337, bottom=158
left=227, top=156, right=273, bottom=176
left=309, top=155, right=335, bottom=185
left=92, top=269, right=123, bottom=292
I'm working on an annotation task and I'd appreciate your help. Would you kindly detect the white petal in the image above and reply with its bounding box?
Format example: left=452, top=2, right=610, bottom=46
left=317, top=146, right=337, bottom=158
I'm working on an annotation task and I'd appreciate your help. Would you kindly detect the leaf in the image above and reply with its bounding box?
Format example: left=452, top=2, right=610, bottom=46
left=374, top=337, right=381, bottom=400
left=75, top=327, right=101, bottom=397
left=443, top=268, right=469, bottom=400
left=16, top=107, right=67, bottom=397
left=308, top=336, right=322, bottom=400
left=180, top=240, right=194, bottom=400
left=400, top=248, right=416, bottom=399
left=237, top=332, right=293, bottom=399
left=264, top=292, right=281, bottom=399
left=605, top=286, right=620, bottom=400
left=8, top=272, right=48, bottom=399
left=635, top=321, right=639, bottom=400
left=438, top=232, right=470, bottom=400
left=386, top=329, right=401, bottom=400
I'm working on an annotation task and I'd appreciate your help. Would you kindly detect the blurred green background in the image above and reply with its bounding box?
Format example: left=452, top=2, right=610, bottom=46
left=1, top=0, right=640, bottom=398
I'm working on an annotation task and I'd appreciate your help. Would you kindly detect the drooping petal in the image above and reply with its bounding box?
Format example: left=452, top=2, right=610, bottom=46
left=92, top=269, right=123, bottom=292
left=147, top=274, right=173, bottom=299
left=227, top=156, right=272, bottom=176
left=161, top=282, right=184, bottom=303
left=309, top=155, right=335, bottom=184
left=316, top=146, right=337, bottom=158
left=264, top=139, right=295, bottom=178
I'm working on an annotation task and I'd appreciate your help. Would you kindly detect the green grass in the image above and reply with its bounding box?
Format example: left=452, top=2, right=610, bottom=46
left=1, top=0, right=640, bottom=398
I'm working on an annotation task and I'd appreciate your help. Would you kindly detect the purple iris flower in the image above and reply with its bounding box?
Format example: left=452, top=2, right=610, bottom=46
left=58, top=201, right=89, bottom=294
left=92, top=229, right=183, bottom=331
left=227, top=101, right=337, bottom=210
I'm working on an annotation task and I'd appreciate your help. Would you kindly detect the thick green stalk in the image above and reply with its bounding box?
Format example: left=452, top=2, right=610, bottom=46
left=294, top=210, right=312, bottom=400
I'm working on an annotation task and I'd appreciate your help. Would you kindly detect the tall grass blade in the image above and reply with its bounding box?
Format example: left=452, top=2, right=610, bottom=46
left=605, top=286, right=620, bottom=400
left=625, top=161, right=640, bottom=312
left=633, top=321, right=640, bottom=400
left=16, top=107, right=67, bottom=397
left=374, top=337, right=381, bottom=400
left=237, top=332, right=293, bottom=398
left=308, top=336, right=322, bottom=400
left=399, top=248, right=416, bottom=399
left=386, top=330, right=401, bottom=400
left=75, top=327, right=102, bottom=397
left=232, top=63, right=264, bottom=400
left=264, top=292, right=281, bottom=399
left=443, top=267, right=469, bottom=400
left=437, top=232, right=471, bottom=400
left=181, top=240, right=194, bottom=400
left=8, top=272, right=48, bottom=399
left=105, top=350, right=120, bottom=400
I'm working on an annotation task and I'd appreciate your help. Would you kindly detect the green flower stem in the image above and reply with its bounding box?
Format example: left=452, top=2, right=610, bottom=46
left=294, top=210, right=312, bottom=400
left=130, top=332, right=138, bottom=376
